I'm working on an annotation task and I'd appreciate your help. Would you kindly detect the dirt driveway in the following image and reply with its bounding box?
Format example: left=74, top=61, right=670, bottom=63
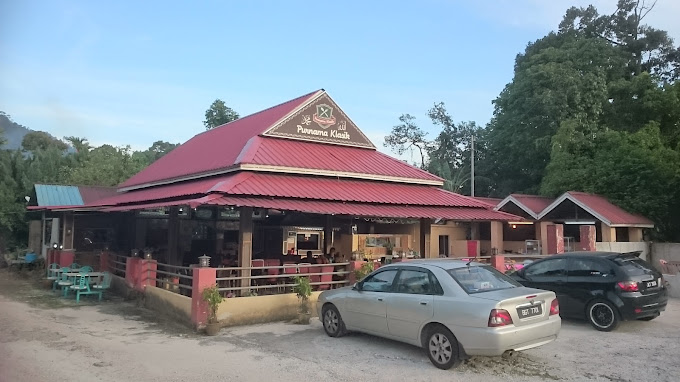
left=1, top=273, right=678, bottom=382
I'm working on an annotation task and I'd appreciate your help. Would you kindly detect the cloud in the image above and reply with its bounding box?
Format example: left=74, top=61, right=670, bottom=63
left=467, top=0, right=680, bottom=41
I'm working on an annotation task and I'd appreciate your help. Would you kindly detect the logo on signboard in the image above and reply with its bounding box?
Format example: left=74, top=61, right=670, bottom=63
left=312, top=104, right=336, bottom=129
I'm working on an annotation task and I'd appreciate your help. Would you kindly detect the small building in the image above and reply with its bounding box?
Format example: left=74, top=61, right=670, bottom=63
left=472, top=191, right=654, bottom=258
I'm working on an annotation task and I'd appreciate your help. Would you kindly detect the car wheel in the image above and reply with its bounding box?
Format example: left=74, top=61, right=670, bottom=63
left=587, top=300, right=620, bottom=332
left=322, top=304, right=346, bottom=337
left=425, top=325, right=462, bottom=370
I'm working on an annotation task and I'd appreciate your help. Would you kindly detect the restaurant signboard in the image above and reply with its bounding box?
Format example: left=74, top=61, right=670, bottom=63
left=263, top=92, right=375, bottom=149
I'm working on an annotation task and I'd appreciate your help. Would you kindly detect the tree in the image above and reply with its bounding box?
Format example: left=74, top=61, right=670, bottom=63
left=64, top=136, right=91, bottom=155
left=483, top=33, right=615, bottom=195
left=21, top=131, right=67, bottom=152
left=383, top=114, right=430, bottom=169
left=559, top=0, right=680, bottom=81
left=203, top=99, right=239, bottom=130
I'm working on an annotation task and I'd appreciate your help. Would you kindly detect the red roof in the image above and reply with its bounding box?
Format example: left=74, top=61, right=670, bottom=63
left=90, top=172, right=488, bottom=209
left=238, top=137, right=441, bottom=183
left=508, top=194, right=554, bottom=215
left=105, top=195, right=519, bottom=221
left=119, top=90, right=320, bottom=189
left=78, top=186, right=118, bottom=204
left=119, top=90, right=442, bottom=191
left=471, top=197, right=502, bottom=207
left=565, top=192, right=654, bottom=227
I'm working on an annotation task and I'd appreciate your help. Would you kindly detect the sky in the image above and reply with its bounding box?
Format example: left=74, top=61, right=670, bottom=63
left=1, top=0, right=679, bottom=159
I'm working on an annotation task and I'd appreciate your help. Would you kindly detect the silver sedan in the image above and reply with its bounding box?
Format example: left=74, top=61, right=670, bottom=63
left=317, top=259, right=561, bottom=369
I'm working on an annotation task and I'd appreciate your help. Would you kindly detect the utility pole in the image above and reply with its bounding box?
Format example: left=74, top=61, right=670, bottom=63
left=470, top=134, right=475, bottom=197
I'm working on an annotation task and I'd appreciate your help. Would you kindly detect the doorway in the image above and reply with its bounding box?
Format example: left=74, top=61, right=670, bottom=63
left=438, top=235, right=449, bottom=257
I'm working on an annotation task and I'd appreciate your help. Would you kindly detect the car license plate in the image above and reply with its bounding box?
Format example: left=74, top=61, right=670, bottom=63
left=647, top=280, right=657, bottom=288
left=517, top=304, right=542, bottom=319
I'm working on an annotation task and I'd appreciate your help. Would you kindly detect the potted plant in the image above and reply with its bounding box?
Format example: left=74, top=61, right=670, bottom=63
left=353, top=262, right=374, bottom=282
left=293, top=276, right=312, bottom=324
left=201, top=284, right=223, bottom=336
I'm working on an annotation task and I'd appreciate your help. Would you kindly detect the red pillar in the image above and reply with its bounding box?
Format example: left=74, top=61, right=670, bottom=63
left=491, top=253, right=505, bottom=272
left=192, top=267, right=217, bottom=329
left=59, top=250, right=74, bottom=267
left=547, top=224, right=564, bottom=254
left=100, top=251, right=109, bottom=272
left=579, top=225, right=596, bottom=251
left=138, top=260, right=157, bottom=290
left=48, top=249, right=60, bottom=266
left=126, top=257, right=141, bottom=290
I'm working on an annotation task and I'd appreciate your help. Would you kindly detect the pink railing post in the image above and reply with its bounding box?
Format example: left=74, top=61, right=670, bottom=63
left=191, top=267, right=217, bottom=329
left=126, top=257, right=141, bottom=290
left=139, top=260, right=157, bottom=290
left=579, top=225, right=596, bottom=251
left=491, top=253, right=505, bottom=272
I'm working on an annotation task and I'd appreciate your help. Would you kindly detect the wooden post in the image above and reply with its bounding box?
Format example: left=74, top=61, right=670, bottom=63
left=420, top=219, right=431, bottom=258
left=167, top=207, right=180, bottom=265
left=238, top=207, right=253, bottom=293
left=324, top=215, right=333, bottom=255
left=61, top=212, right=74, bottom=250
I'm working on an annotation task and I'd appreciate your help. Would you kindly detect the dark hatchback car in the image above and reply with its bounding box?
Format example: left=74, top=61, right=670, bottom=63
left=510, top=251, right=668, bottom=331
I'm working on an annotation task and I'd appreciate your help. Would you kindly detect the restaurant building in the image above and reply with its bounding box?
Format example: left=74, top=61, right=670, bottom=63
left=29, top=89, right=521, bottom=269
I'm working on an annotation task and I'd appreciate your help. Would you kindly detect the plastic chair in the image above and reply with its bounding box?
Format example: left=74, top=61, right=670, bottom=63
left=47, top=263, right=60, bottom=279
left=265, top=259, right=281, bottom=288
left=309, top=265, right=321, bottom=289
left=69, top=263, right=81, bottom=271
left=318, top=265, right=334, bottom=291
left=69, top=272, right=93, bottom=303
left=57, top=267, right=72, bottom=296
left=79, top=266, right=93, bottom=273
left=92, top=271, right=112, bottom=301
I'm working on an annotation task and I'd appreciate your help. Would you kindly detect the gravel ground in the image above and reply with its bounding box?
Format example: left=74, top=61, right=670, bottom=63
left=0, top=271, right=678, bottom=382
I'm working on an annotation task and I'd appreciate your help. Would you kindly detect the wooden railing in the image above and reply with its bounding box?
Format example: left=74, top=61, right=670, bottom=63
left=215, top=262, right=351, bottom=296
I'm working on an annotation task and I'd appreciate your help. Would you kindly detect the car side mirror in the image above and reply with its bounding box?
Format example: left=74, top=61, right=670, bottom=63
left=352, top=282, right=362, bottom=291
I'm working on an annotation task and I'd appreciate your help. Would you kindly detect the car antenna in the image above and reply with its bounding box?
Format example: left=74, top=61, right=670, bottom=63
left=466, top=258, right=473, bottom=267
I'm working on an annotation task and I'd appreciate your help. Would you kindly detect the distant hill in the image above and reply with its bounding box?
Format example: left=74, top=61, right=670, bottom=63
left=0, top=111, right=32, bottom=150
left=0, top=111, right=71, bottom=152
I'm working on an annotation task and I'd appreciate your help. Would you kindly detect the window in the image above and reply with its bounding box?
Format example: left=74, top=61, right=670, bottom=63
left=296, top=233, right=320, bottom=251
left=448, top=266, right=520, bottom=294
left=613, top=256, right=655, bottom=277
left=568, top=259, right=613, bottom=277
left=395, top=269, right=432, bottom=295
left=361, top=270, right=398, bottom=292
left=524, top=258, right=567, bottom=278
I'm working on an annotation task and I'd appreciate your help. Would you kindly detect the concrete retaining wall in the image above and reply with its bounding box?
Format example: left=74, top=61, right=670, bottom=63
left=110, top=274, right=134, bottom=297
left=595, top=242, right=649, bottom=261
left=650, top=243, right=680, bottom=264
left=216, top=291, right=323, bottom=327
left=144, top=286, right=192, bottom=325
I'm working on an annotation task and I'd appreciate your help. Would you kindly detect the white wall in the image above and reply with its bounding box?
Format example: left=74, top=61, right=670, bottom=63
left=595, top=242, right=649, bottom=261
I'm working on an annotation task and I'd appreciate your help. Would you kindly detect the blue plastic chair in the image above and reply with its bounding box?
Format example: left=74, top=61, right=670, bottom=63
left=69, top=272, right=93, bottom=303
left=79, top=266, right=93, bottom=273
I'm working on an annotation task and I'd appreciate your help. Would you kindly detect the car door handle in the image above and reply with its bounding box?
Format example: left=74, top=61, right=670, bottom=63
left=419, top=301, right=428, bottom=306
left=377, top=298, right=383, bottom=301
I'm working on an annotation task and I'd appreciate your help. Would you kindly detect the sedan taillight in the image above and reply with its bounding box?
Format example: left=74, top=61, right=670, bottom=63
left=549, top=299, right=559, bottom=316
left=488, top=309, right=513, bottom=327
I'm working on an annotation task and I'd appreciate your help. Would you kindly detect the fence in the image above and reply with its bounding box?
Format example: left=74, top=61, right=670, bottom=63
left=146, top=261, right=194, bottom=298
left=108, top=253, right=127, bottom=278
left=215, top=262, right=351, bottom=296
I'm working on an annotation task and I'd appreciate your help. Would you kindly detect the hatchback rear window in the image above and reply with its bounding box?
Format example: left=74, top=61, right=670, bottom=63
left=612, top=256, right=656, bottom=276
left=447, top=266, right=521, bottom=294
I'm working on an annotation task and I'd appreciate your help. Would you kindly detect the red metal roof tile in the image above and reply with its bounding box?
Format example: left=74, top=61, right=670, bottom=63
left=205, top=196, right=520, bottom=221
left=241, top=137, right=441, bottom=183
left=471, top=197, right=502, bottom=207
left=119, top=90, right=320, bottom=189
left=210, top=172, right=484, bottom=207
left=566, top=192, right=654, bottom=226
left=509, top=194, right=554, bottom=215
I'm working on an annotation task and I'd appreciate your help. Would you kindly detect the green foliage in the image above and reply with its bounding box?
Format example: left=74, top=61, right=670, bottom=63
left=353, top=262, right=374, bottom=282
left=293, top=276, right=312, bottom=313
left=201, top=284, right=223, bottom=323
left=21, top=131, right=67, bottom=152
left=383, top=114, right=431, bottom=169
left=203, top=99, right=240, bottom=130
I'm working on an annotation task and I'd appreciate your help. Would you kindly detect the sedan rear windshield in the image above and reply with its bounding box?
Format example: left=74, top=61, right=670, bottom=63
left=612, top=256, right=656, bottom=277
left=447, top=266, right=521, bottom=294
